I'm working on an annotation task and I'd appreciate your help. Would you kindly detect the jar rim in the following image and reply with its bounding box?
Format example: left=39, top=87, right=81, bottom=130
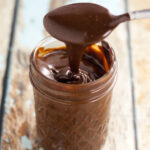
left=31, top=36, right=117, bottom=88
left=30, top=36, right=117, bottom=103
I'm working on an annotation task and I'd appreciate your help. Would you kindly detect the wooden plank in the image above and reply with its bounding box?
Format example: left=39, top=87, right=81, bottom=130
left=1, top=0, right=51, bottom=149
left=1, top=0, right=135, bottom=149
left=93, top=1, right=135, bottom=149
left=102, top=1, right=135, bottom=149
left=103, top=27, right=136, bottom=150
left=129, top=0, right=150, bottom=149
left=0, top=0, right=15, bottom=99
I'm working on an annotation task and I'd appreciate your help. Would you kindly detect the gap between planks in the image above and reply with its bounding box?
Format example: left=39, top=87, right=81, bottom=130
left=0, top=0, right=20, bottom=147
left=124, top=0, right=139, bottom=150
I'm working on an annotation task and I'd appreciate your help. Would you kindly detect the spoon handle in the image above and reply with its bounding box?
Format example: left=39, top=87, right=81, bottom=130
left=129, top=9, right=150, bottom=20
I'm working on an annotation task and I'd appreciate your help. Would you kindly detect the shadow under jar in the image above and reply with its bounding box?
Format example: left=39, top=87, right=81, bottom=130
left=29, top=37, right=117, bottom=150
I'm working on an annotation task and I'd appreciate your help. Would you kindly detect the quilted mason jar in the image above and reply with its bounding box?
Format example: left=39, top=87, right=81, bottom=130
left=29, top=37, right=117, bottom=150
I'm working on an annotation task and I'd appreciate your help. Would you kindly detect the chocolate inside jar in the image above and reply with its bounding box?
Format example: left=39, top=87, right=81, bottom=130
left=35, top=41, right=112, bottom=84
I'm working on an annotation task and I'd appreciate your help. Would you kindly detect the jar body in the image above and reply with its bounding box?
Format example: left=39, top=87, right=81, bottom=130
left=29, top=37, right=117, bottom=150
left=34, top=88, right=112, bottom=150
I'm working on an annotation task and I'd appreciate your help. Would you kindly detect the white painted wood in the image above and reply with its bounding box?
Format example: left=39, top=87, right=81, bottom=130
left=2, top=0, right=51, bottom=149
left=0, top=0, right=15, bottom=99
left=2, top=0, right=136, bottom=149
left=129, top=0, right=150, bottom=149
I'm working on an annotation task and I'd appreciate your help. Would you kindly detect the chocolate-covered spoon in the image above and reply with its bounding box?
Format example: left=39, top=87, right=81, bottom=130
left=43, top=3, right=150, bottom=74
left=44, top=3, right=150, bottom=45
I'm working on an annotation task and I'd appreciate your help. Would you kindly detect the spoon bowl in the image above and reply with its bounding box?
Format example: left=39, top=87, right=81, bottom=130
left=44, top=3, right=150, bottom=45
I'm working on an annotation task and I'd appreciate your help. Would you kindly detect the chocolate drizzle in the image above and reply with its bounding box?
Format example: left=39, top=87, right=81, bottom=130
left=35, top=42, right=111, bottom=84
left=38, top=3, right=122, bottom=84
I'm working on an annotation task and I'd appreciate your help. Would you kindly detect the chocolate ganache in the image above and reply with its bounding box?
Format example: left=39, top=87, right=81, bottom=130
left=35, top=41, right=112, bottom=84
left=37, top=3, right=122, bottom=84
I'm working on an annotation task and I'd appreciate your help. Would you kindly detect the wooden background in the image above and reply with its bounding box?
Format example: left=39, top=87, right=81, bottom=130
left=0, top=0, right=150, bottom=149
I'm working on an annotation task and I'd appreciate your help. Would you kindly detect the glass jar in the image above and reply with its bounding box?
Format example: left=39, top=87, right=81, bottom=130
left=29, top=37, right=117, bottom=150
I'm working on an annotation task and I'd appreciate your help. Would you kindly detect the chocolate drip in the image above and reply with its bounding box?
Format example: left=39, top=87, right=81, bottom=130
left=35, top=42, right=111, bottom=84
left=40, top=3, right=122, bottom=83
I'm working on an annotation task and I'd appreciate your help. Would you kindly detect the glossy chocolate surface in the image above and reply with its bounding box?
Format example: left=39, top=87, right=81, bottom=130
left=43, top=3, right=127, bottom=82
left=44, top=3, right=129, bottom=45
left=35, top=41, right=111, bottom=84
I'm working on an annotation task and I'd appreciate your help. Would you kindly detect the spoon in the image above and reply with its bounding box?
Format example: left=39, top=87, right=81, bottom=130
left=44, top=3, right=150, bottom=45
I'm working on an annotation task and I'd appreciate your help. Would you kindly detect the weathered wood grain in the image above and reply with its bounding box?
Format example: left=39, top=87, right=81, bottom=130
left=1, top=0, right=50, bottom=149
left=97, top=1, right=135, bottom=149
left=129, top=0, right=150, bottom=149
left=0, top=0, right=15, bottom=100
left=103, top=26, right=135, bottom=150
left=1, top=0, right=136, bottom=149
